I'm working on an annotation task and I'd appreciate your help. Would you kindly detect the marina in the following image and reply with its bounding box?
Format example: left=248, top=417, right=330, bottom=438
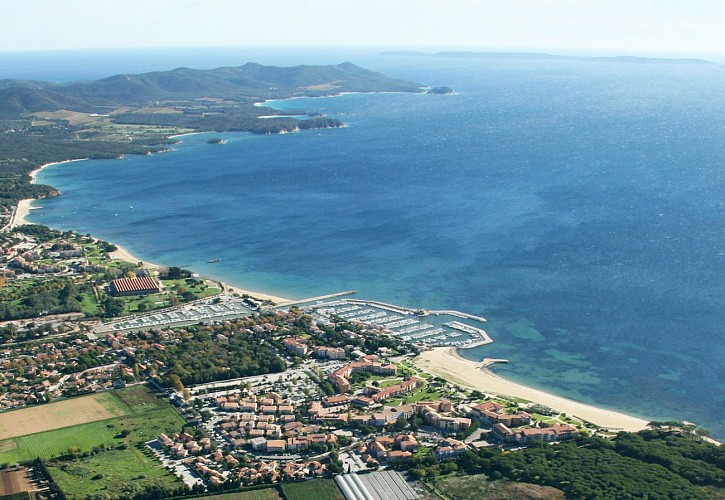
left=96, top=299, right=254, bottom=333
left=310, top=299, right=492, bottom=348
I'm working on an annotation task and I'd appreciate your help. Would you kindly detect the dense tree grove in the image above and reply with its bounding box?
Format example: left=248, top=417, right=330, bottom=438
left=134, top=325, right=287, bottom=386
left=0, top=127, right=166, bottom=208
left=0, top=279, right=90, bottom=321
left=13, top=224, right=62, bottom=242
left=399, top=430, right=724, bottom=499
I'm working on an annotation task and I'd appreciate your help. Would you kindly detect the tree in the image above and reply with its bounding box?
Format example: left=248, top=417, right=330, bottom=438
left=167, top=267, right=183, bottom=279
left=102, top=296, right=124, bottom=317
left=168, top=374, right=184, bottom=392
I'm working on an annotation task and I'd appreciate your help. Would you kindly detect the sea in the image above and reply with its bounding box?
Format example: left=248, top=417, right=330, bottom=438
left=5, top=47, right=724, bottom=439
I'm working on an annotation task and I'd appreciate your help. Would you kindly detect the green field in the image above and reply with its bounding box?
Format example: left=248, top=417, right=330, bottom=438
left=282, top=480, right=344, bottom=500
left=200, top=488, right=282, bottom=500
left=48, top=447, right=184, bottom=500
left=0, top=422, right=119, bottom=463
left=0, top=385, right=186, bottom=499
left=114, top=276, right=221, bottom=314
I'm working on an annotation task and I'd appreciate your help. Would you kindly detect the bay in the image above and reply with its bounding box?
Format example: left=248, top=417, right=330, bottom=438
left=26, top=51, right=725, bottom=438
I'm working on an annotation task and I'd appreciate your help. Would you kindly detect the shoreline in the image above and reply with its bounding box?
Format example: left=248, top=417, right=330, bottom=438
left=6, top=133, right=709, bottom=439
left=13, top=155, right=293, bottom=306
left=108, top=242, right=291, bottom=305
left=8, top=159, right=89, bottom=229
left=417, top=346, right=651, bottom=432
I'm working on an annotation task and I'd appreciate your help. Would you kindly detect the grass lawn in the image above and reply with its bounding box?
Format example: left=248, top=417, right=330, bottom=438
left=378, top=378, right=404, bottom=388
left=282, top=479, right=344, bottom=500
left=201, top=488, right=282, bottom=500
left=48, top=446, right=183, bottom=499
left=404, top=387, right=441, bottom=404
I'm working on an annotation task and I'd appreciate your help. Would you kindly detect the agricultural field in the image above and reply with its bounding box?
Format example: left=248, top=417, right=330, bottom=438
left=429, top=474, right=565, bottom=500
left=38, top=385, right=185, bottom=498
left=0, top=467, right=35, bottom=498
left=0, top=385, right=183, bottom=472
left=0, top=420, right=119, bottom=463
left=0, top=391, right=129, bottom=441
left=281, top=479, right=344, bottom=500
left=200, top=487, right=283, bottom=500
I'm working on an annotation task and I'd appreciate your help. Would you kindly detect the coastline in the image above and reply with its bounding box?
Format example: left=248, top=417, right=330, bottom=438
left=8, top=199, right=33, bottom=228
left=108, top=242, right=291, bottom=304
left=8, top=159, right=89, bottom=229
left=14, top=156, right=293, bottom=306
left=416, top=346, right=651, bottom=432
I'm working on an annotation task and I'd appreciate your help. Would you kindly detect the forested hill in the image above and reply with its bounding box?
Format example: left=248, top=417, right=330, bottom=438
left=0, top=62, right=424, bottom=208
left=0, top=62, right=422, bottom=114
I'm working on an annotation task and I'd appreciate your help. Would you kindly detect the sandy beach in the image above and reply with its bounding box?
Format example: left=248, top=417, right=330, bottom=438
left=7, top=159, right=90, bottom=229
left=13, top=156, right=292, bottom=306
left=109, top=243, right=290, bottom=305
left=417, top=347, right=650, bottom=431
left=7, top=199, right=33, bottom=228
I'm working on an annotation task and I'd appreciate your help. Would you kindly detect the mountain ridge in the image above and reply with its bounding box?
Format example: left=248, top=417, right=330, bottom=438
left=0, top=62, right=422, bottom=115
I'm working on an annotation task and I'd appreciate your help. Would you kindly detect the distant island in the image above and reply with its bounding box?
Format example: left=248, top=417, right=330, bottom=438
left=427, top=86, right=454, bottom=95
left=383, top=50, right=714, bottom=65
left=0, top=62, right=423, bottom=210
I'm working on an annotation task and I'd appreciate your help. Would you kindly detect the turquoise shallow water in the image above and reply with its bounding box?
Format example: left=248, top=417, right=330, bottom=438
left=20, top=50, right=725, bottom=438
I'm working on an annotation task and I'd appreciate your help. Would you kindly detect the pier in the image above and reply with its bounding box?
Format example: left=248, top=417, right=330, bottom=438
left=340, top=299, right=418, bottom=315
left=480, top=358, right=509, bottom=368
left=276, top=290, right=356, bottom=308
left=444, top=321, right=492, bottom=345
left=430, top=310, right=487, bottom=323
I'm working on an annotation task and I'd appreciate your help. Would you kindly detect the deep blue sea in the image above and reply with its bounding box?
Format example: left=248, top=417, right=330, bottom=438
left=8, top=48, right=724, bottom=438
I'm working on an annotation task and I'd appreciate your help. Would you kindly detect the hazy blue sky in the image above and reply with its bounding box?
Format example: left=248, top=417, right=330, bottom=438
left=3, top=0, right=723, bottom=55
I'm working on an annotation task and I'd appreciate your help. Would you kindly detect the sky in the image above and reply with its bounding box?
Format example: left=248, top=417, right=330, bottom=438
left=3, top=0, right=724, bottom=56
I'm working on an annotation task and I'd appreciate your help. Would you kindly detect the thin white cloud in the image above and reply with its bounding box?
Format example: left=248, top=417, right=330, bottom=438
left=1, top=0, right=723, bottom=55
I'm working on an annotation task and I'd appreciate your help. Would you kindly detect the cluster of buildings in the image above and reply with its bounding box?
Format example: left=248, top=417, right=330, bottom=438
left=433, top=437, right=468, bottom=459
left=469, top=401, right=532, bottom=427
left=0, top=232, right=89, bottom=274
left=352, top=376, right=425, bottom=406
left=360, top=433, right=419, bottom=465
left=329, top=355, right=397, bottom=393
left=0, top=336, right=123, bottom=410
left=417, top=400, right=472, bottom=432
left=351, top=399, right=472, bottom=432
left=492, top=422, right=579, bottom=444
left=236, top=459, right=326, bottom=485
left=158, top=431, right=213, bottom=459
left=281, top=335, right=347, bottom=360
left=157, top=435, right=328, bottom=487
left=214, top=391, right=338, bottom=454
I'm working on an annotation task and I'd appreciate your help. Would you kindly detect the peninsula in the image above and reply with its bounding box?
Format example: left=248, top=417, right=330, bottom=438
left=0, top=62, right=422, bottom=212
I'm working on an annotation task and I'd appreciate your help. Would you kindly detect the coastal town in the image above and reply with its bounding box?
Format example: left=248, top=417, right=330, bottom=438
left=0, top=29, right=722, bottom=497
left=0, top=223, right=610, bottom=498
left=4, top=222, right=721, bottom=500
